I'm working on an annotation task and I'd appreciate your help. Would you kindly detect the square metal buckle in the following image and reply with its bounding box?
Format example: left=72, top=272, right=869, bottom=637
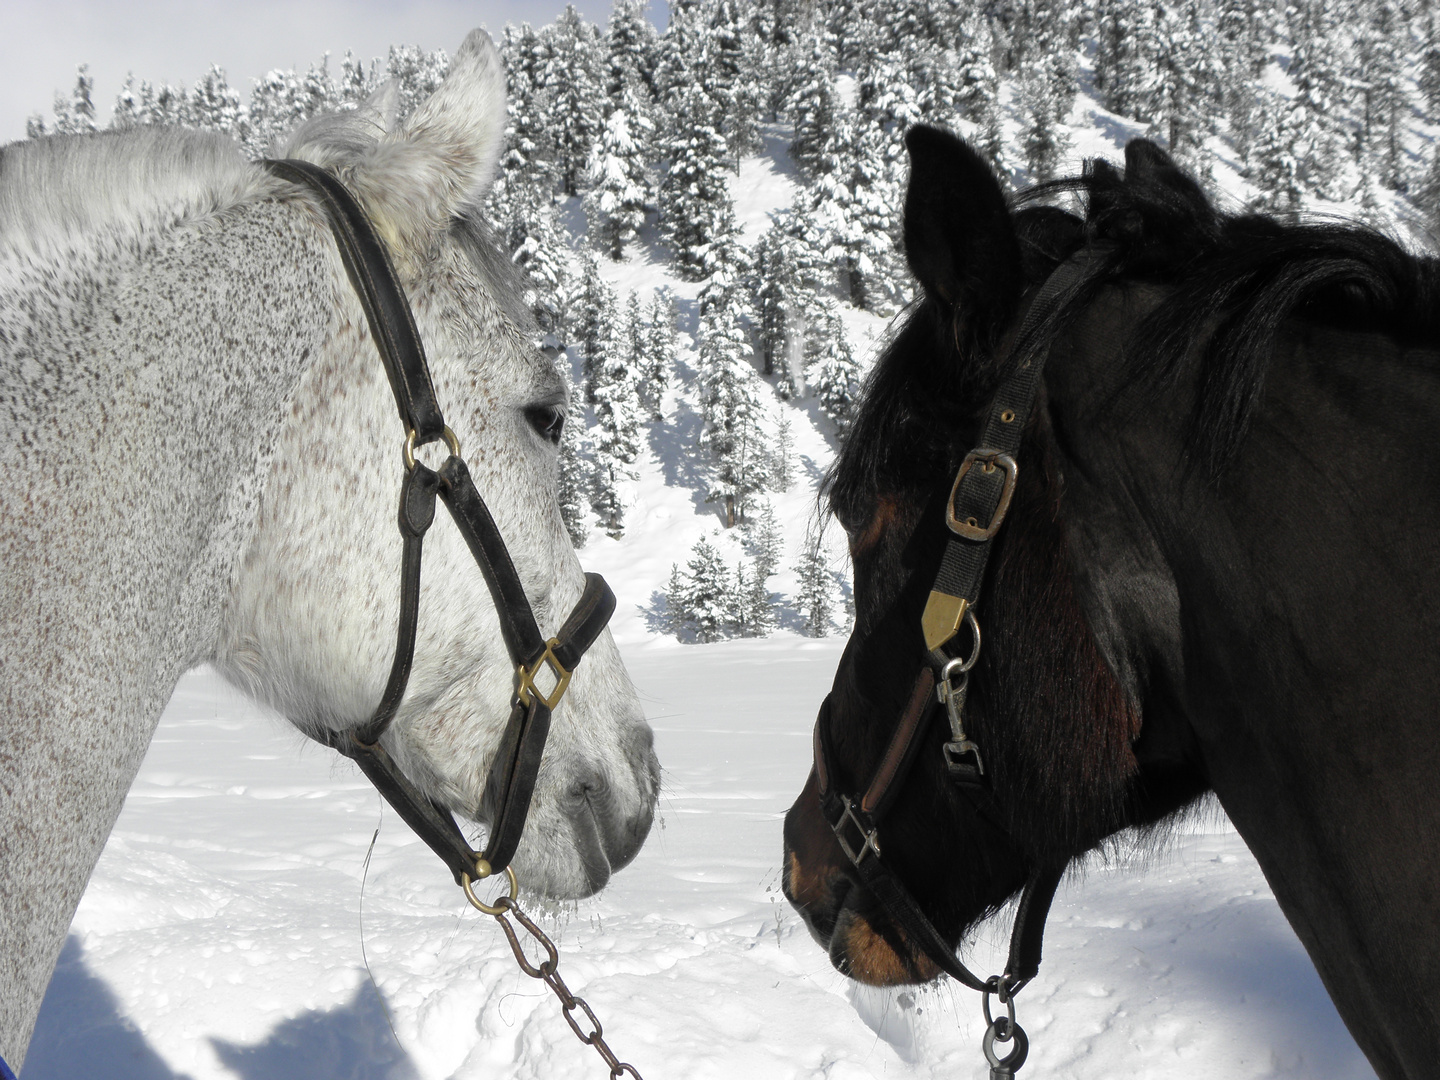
left=834, top=794, right=882, bottom=866
left=946, top=449, right=1019, bottom=541
left=517, top=638, right=572, bottom=711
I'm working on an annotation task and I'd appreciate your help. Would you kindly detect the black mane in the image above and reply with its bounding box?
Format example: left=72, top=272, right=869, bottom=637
left=829, top=139, right=1440, bottom=521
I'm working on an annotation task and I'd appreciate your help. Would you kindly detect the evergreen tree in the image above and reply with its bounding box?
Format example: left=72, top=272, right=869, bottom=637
left=188, top=66, right=242, bottom=134
left=641, top=290, right=678, bottom=421
left=51, top=65, right=98, bottom=135
left=698, top=307, right=768, bottom=527
left=557, top=408, right=592, bottom=547
left=769, top=414, right=796, bottom=492
left=789, top=36, right=838, bottom=181
left=682, top=535, right=732, bottom=643
left=732, top=560, right=777, bottom=638
left=606, top=0, right=659, bottom=98
left=795, top=526, right=833, bottom=637
left=659, top=77, right=735, bottom=280
left=752, top=223, right=805, bottom=386
left=584, top=84, right=653, bottom=260
left=590, top=287, right=643, bottom=538
left=575, top=254, right=616, bottom=402
left=542, top=7, right=606, bottom=197
left=743, top=500, right=784, bottom=579
left=808, top=301, right=862, bottom=437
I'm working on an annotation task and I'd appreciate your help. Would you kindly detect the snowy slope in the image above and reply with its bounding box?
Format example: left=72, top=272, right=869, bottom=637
left=27, top=659, right=1374, bottom=1080
left=22, top=36, right=1405, bottom=1080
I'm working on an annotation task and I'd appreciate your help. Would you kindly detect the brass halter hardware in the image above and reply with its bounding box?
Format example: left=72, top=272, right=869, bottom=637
left=403, top=425, right=462, bottom=471
left=517, top=638, right=574, bottom=710
left=461, top=862, right=519, bottom=915
left=946, top=449, right=1019, bottom=541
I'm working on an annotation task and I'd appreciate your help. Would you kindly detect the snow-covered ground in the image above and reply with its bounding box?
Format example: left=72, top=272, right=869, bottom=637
left=27, top=650, right=1375, bottom=1080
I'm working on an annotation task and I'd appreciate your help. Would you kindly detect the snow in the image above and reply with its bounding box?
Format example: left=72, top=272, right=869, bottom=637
left=28, top=654, right=1375, bottom=1079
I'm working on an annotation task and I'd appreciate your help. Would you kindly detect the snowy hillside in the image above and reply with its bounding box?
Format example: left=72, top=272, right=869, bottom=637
left=20, top=0, right=1433, bottom=1075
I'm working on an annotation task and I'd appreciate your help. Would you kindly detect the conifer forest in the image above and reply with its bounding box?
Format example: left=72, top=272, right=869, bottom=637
left=30, top=0, right=1440, bottom=641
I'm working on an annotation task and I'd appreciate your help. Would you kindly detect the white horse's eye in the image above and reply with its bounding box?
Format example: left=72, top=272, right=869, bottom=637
left=524, top=404, right=565, bottom=445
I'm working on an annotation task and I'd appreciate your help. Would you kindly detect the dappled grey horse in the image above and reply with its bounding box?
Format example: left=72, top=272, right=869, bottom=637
left=0, top=29, right=658, bottom=1071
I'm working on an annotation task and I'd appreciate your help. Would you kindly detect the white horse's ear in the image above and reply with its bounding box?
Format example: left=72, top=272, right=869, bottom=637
left=398, top=30, right=507, bottom=202
left=363, top=79, right=401, bottom=135
left=355, top=29, right=506, bottom=255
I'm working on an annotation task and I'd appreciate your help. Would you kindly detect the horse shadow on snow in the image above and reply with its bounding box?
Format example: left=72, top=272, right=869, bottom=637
left=25, top=935, right=417, bottom=1080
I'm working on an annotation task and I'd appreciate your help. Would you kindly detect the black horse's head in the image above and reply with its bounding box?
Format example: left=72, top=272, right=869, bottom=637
left=781, top=127, right=1220, bottom=984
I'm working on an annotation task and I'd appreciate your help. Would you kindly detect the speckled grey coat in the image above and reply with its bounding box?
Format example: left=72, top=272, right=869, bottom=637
left=0, top=30, right=657, bottom=1069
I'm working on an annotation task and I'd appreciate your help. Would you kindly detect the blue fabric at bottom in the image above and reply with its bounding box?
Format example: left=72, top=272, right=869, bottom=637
left=0, top=1050, right=16, bottom=1080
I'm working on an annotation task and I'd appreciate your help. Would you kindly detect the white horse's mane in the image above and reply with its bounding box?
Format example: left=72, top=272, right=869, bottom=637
left=0, top=106, right=531, bottom=329
left=0, top=127, right=265, bottom=261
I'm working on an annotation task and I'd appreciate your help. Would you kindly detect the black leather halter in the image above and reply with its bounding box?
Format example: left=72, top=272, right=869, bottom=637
left=812, top=247, right=1108, bottom=998
left=263, top=158, right=616, bottom=888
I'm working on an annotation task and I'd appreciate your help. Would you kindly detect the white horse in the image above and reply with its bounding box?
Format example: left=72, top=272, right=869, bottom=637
left=0, top=29, right=658, bottom=1070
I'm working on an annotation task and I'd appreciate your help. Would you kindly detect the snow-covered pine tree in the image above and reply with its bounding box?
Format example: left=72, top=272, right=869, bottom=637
left=640, top=290, right=677, bottom=421
left=584, top=83, right=653, bottom=261
left=698, top=306, right=769, bottom=527
left=591, top=293, right=643, bottom=538
left=1248, top=90, right=1304, bottom=210
left=743, top=500, right=784, bottom=579
left=789, top=36, right=839, bottom=182
left=557, top=406, right=592, bottom=547
left=808, top=301, right=862, bottom=438
left=706, top=0, right=765, bottom=167
left=50, top=66, right=98, bottom=135
left=795, top=526, right=833, bottom=637
left=188, top=66, right=242, bottom=134
left=576, top=254, right=617, bottom=403
left=664, top=562, right=688, bottom=637
left=1218, top=0, right=1272, bottom=169
left=751, top=223, right=805, bottom=388
left=1287, top=0, right=1349, bottom=201
left=110, top=76, right=144, bottom=131
left=682, top=535, right=732, bottom=642
left=500, top=22, right=558, bottom=196
left=606, top=0, right=659, bottom=99
left=1353, top=0, right=1408, bottom=192
left=769, top=413, right=795, bottom=492
left=659, top=76, right=735, bottom=281
left=542, top=7, right=606, bottom=197
left=731, top=560, right=777, bottom=638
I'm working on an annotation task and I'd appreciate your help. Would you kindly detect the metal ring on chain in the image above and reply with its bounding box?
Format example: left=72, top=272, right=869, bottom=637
left=461, top=863, right=518, bottom=915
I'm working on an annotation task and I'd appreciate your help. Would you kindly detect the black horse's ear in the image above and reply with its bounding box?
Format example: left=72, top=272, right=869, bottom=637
left=903, top=125, right=1021, bottom=331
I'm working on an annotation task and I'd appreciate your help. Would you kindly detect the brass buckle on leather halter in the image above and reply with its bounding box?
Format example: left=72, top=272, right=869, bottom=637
left=947, top=449, right=1019, bottom=541
left=517, top=638, right=573, bottom=711
left=834, top=794, right=882, bottom=866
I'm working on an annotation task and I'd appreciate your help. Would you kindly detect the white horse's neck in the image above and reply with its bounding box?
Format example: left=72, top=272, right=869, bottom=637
left=0, top=140, right=336, bottom=1061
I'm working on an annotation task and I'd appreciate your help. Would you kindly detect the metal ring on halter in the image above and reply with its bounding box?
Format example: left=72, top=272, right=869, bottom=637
left=940, top=609, right=982, bottom=675
left=983, top=974, right=1019, bottom=1030
left=404, top=425, right=462, bottom=471
left=461, top=863, right=519, bottom=915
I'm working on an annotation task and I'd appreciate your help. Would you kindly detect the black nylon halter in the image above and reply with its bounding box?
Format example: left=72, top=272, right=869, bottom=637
left=263, top=158, right=616, bottom=886
left=813, top=246, right=1110, bottom=996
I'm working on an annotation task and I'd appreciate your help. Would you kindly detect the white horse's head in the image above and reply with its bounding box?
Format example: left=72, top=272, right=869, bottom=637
left=215, top=30, right=657, bottom=899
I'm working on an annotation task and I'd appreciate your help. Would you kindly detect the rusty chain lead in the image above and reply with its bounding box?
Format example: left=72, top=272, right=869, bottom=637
left=489, top=896, right=643, bottom=1080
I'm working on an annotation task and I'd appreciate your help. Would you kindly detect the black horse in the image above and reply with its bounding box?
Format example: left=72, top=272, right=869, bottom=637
left=782, top=125, right=1440, bottom=1080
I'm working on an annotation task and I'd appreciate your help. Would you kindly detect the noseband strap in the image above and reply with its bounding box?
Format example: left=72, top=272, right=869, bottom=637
left=264, top=158, right=615, bottom=884
left=813, top=247, right=1110, bottom=997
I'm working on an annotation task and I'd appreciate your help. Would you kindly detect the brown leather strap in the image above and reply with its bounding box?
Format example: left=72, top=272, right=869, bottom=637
left=861, top=668, right=936, bottom=816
